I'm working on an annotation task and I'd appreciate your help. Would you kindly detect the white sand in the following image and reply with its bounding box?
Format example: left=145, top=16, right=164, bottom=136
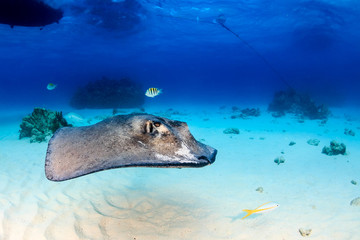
left=0, top=105, right=360, bottom=240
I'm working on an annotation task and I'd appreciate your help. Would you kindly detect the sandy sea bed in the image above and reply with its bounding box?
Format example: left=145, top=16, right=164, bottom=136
left=0, top=104, right=360, bottom=240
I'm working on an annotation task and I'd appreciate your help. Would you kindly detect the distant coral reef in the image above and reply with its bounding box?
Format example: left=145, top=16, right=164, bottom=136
left=231, top=107, right=260, bottom=119
left=19, top=108, right=71, bottom=143
left=344, top=128, right=355, bottom=136
left=70, top=77, right=144, bottom=109
left=268, top=89, right=330, bottom=120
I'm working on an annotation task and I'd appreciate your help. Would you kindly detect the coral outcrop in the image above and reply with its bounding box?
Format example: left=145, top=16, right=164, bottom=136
left=274, top=156, right=285, bottom=165
left=322, top=140, right=346, bottom=155
left=70, top=77, right=144, bottom=109
left=350, top=197, right=360, bottom=206
left=223, top=128, right=240, bottom=134
left=307, top=139, right=320, bottom=146
left=19, top=108, right=71, bottom=143
left=268, top=89, right=330, bottom=120
left=299, top=228, right=312, bottom=237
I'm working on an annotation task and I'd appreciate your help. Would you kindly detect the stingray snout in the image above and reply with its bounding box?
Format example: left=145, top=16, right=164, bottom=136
left=196, top=145, right=217, bottom=165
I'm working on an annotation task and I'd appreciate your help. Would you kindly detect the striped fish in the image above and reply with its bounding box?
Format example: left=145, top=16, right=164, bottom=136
left=145, top=88, right=162, bottom=98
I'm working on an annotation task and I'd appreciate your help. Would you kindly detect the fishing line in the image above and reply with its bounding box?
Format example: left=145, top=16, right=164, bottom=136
left=156, top=12, right=292, bottom=89
left=215, top=14, right=293, bottom=89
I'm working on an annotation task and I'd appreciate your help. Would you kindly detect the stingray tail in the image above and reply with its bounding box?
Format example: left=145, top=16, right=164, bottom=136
left=241, top=209, right=254, bottom=219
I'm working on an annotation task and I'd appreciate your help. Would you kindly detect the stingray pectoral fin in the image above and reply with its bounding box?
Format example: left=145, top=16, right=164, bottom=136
left=44, top=126, right=182, bottom=182
left=44, top=127, right=107, bottom=181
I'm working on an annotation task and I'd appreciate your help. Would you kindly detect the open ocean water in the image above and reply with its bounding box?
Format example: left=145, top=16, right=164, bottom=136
left=0, top=0, right=360, bottom=239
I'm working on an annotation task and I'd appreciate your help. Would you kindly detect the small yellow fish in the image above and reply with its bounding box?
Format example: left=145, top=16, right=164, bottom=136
left=47, top=83, right=57, bottom=90
left=145, top=87, right=162, bottom=98
left=242, top=202, right=279, bottom=219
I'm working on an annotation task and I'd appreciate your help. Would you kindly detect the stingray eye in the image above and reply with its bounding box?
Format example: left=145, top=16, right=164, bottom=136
left=154, top=121, right=161, bottom=127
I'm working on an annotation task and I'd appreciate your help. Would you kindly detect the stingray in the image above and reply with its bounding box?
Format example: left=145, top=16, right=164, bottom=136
left=45, top=113, right=217, bottom=181
left=0, top=0, right=63, bottom=29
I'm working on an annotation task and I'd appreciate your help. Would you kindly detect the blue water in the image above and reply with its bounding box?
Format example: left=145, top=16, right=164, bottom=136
left=1, top=0, right=360, bottom=109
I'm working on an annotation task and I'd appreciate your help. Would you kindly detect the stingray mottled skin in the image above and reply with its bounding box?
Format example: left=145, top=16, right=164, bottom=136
left=45, top=113, right=217, bottom=181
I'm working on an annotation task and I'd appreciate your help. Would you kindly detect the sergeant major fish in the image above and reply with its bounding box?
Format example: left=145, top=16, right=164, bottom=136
left=145, top=87, right=162, bottom=98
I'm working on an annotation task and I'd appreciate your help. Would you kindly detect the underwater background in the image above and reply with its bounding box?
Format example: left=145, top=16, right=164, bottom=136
left=1, top=0, right=360, bottom=239
left=1, top=0, right=360, bottom=109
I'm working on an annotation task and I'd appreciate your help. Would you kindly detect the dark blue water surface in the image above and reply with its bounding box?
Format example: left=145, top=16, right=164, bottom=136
left=1, top=0, right=360, bottom=109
